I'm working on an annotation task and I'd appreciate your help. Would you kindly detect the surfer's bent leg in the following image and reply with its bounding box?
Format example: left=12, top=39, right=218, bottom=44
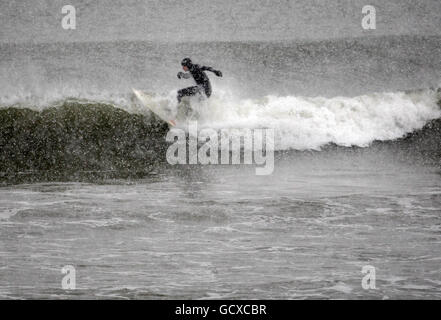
left=203, top=82, right=212, bottom=98
left=177, top=86, right=200, bottom=103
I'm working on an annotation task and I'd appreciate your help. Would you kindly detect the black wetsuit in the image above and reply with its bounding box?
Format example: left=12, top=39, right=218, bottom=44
left=177, top=64, right=221, bottom=103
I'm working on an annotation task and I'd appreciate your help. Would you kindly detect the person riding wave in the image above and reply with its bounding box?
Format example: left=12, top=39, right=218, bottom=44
left=177, top=58, right=222, bottom=103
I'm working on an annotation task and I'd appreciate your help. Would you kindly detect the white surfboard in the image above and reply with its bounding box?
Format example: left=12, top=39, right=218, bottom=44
left=132, top=89, right=177, bottom=126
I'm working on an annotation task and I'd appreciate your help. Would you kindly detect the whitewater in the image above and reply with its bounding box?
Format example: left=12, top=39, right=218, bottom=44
left=151, top=88, right=441, bottom=150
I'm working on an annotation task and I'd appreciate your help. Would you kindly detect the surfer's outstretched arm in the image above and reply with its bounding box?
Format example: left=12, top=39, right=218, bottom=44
left=177, top=72, right=191, bottom=79
left=200, top=66, right=222, bottom=77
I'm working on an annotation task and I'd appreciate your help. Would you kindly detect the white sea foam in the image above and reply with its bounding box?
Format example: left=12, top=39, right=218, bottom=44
left=186, top=88, right=441, bottom=150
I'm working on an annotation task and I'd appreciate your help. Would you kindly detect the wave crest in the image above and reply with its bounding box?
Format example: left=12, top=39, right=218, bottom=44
left=193, top=88, right=441, bottom=150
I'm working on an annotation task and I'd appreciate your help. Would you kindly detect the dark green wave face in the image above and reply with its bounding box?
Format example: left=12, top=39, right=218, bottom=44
left=0, top=102, right=170, bottom=184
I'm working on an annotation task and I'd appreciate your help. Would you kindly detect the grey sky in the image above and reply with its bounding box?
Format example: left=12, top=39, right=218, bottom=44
left=1, top=0, right=440, bottom=43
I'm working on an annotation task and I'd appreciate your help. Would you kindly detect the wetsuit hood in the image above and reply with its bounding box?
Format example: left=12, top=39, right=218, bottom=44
left=181, top=58, right=193, bottom=68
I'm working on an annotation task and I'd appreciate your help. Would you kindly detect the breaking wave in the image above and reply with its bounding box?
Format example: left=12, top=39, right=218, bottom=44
left=0, top=87, right=440, bottom=182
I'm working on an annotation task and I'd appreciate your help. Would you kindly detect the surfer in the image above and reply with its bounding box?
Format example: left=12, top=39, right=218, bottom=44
left=177, top=58, right=222, bottom=103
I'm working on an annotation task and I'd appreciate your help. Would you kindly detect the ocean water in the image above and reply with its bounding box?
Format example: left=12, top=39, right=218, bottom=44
left=0, top=35, right=441, bottom=299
